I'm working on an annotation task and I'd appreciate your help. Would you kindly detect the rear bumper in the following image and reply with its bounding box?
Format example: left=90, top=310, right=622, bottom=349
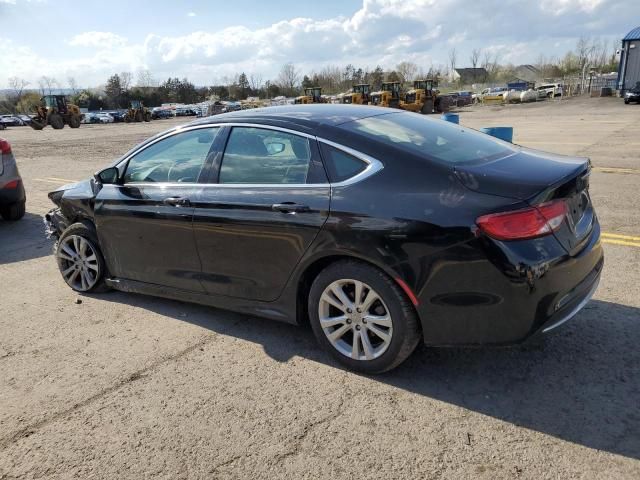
left=418, top=221, right=604, bottom=346
left=0, top=179, right=26, bottom=205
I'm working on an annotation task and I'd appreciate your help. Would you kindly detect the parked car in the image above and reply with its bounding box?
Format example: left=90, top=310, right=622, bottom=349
left=152, top=108, right=174, bottom=119
left=0, top=138, right=26, bottom=221
left=17, top=114, right=32, bottom=126
left=536, top=83, right=564, bottom=98
left=44, top=105, right=603, bottom=373
left=95, top=113, right=114, bottom=124
left=623, top=82, right=640, bottom=104
left=107, top=111, right=127, bottom=122
left=176, top=107, right=197, bottom=117
left=454, top=91, right=474, bottom=106
left=0, top=115, right=24, bottom=127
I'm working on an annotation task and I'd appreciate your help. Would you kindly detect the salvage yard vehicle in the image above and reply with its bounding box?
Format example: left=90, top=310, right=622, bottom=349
left=370, top=81, right=401, bottom=108
left=623, top=82, right=640, bottom=104
left=125, top=100, right=152, bottom=122
left=400, top=79, right=436, bottom=114
left=342, top=84, right=371, bottom=105
left=0, top=138, right=26, bottom=221
left=295, top=87, right=325, bottom=104
left=44, top=104, right=603, bottom=373
left=30, top=95, right=83, bottom=130
left=537, top=83, right=564, bottom=98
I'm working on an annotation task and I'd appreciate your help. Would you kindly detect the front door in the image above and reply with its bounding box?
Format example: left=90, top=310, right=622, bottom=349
left=94, top=126, right=221, bottom=291
left=193, top=126, right=330, bottom=301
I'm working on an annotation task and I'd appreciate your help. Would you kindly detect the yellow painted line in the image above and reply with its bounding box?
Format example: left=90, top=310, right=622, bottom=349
left=602, top=238, right=640, bottom=248
left=601, top=232, right=640, bottom=241
left=33, top=178, right=67, bottom=184
left=593, top=167, right=640, bottom=175
left=45, top=176, right=77, bottom=182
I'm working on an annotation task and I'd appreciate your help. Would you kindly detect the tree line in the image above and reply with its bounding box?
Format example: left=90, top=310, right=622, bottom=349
left=0, top=36, right=619, bottom=114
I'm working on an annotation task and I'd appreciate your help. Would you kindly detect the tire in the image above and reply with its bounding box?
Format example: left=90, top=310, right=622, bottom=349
left=0, top=200, right=25, bottom=221
left=49, top=114, right=64, bottom=129
left=144, top=112, right=151, bottom=122
left=135, top=110, right=143, bottom=122
left=308, top=260, right=421, bottom=374
left=624, top=99, right=630, bottom=104
left=69, top=115, right=81, bottom=128
left=55, top=222, right=110, bottom=293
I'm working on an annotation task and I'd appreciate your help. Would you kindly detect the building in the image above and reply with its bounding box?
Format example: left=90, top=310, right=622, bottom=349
left=452, top=68, right=488, bottom=85
left=618, top=26, right=640, bottom=92
left=514, top=65, right=542, bottom=83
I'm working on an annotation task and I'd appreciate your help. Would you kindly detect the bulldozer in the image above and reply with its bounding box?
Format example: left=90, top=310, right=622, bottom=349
left=342, top=84, right=371, bottom=104
left=30, top=95, right=83, bottom=130
left=369, top=82, right=402, bottom=108
left=125, top=100, right=152, bottom=122
left=294, top=87, right=325, bottom=104
left=400, top=79, right=438, bottom=114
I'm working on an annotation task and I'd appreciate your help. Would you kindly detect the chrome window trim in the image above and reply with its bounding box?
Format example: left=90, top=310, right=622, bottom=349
left=116, top=122, right=384, bottom=188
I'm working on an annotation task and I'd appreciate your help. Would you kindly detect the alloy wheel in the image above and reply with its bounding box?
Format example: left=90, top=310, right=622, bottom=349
left=318, top=279, right=393, bottom=361
left=56, top=235, right=100, bottom=291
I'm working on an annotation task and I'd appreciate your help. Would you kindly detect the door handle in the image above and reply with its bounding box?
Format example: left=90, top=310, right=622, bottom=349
left=271, top=202, right=309, bottom=214
left=163, top=196, right=191, bottom=207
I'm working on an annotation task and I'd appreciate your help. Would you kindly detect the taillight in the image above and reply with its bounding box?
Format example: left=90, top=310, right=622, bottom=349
left=476, top=200, right=568, bottom=241
left=0, top=139, right=10, bottom=154
left=3, top=180, right=19, bottom=189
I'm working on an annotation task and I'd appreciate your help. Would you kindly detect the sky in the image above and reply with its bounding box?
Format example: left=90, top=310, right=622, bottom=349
left=0, top=0, right=636, bottom=89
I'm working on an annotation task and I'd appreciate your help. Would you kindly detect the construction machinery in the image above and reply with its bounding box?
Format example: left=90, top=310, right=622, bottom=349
left=294, top=87, right=325, bottom=104
left=30, top=95, right=83, bottom=130
left=369, top=82, right=402, bottom=108
left=342, top=84, right=371, bottom=104
left=400, top=79, right=437, bottom=114
left=125, top=100, right=152, bottom=123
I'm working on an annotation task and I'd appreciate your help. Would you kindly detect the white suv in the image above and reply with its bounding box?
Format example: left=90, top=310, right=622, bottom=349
left=536, top=83, right=563, bottom=98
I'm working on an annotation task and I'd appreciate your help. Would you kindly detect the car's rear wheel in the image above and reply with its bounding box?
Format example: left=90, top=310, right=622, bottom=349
left=308, top=260, right=421, bottom=373
left=0, top=200, right=25, bottom=221
left=55, top=223, right=109, bottom=293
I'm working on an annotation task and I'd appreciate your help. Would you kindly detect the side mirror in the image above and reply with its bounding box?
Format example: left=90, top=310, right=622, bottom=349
left=95, top=166, right=120, bottom=185
left=266, top=142, right=286, bottom=155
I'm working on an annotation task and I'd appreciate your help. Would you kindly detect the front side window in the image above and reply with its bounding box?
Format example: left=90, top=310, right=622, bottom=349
left=123, top=127, right=219, bottom=183
left=219, top=127, right=312, bottom=184
left=339, top=112, right=515, bottom=166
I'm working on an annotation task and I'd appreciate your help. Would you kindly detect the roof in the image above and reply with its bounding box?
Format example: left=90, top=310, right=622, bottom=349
left=623, top=26, right=640, bottom=41
left=454, top=68, right=488, bottom=75
left=190, top=104, right=394, bottom=130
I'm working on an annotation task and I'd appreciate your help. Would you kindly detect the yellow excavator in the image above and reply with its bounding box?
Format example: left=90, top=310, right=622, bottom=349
left=125, top=100, right=152, bottom=122
left=400, top=79, right=437, bottom=114
left=342, top=84, right=371, bottom=104
left=294, top=87, right=325, bottom=104
left=369, top=82, right=402, bottom=108
left=30, top=95, right=83, bottom=130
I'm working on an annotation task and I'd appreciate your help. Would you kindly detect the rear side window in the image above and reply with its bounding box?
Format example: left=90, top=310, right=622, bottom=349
left=339, top=112, right=515, bottom=166
left=219, top=127, right=312, bottom=184
left=320, top=144, right=367, bottom=183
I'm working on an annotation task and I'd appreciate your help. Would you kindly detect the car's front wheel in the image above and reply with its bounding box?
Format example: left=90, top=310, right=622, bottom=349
left=55, top=223, right=109, bottom=293
left=308, top=260, right=421, bottom=373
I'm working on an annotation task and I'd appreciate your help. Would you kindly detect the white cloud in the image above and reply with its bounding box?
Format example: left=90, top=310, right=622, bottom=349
left=187, top=11, right=196, bottom=17
left=0, top=0, right=633, bottom=88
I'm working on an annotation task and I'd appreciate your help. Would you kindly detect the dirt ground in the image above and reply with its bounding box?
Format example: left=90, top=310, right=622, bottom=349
left=1, top=97, right=639, bottom=479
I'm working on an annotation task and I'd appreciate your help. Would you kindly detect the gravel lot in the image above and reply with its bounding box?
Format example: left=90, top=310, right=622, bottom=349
left=1, top=97, right=639, bottom=479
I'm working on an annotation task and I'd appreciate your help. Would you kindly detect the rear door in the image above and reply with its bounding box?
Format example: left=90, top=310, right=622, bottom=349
left=193, top=125, right=330, bottom=301
left=94, top=126, right=221, bottom=291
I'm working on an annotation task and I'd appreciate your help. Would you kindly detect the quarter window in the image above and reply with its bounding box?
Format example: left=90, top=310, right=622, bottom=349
left=219, top=127, right=312, bottom=184
left=319, top=144, right=368, bottom=183
left=123, top=127, right=219, bottom=183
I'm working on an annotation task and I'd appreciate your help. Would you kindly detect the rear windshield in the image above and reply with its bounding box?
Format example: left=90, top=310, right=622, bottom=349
left=339, top=112, right=515, bottom=166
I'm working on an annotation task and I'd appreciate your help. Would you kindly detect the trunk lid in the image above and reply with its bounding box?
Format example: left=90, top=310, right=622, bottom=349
left=456, top=147, right=594, bottom=254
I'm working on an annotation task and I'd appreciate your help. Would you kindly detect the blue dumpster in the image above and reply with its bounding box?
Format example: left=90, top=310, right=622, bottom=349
left=480, top=126, right=513, bottom=143
left=441, top=113, right=459, bottom=124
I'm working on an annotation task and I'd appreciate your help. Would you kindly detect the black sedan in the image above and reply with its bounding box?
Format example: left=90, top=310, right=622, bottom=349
left=44, top=105, right=603, bottom=373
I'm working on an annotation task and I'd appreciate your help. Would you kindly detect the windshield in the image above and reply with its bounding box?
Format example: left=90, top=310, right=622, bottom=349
left=339, top=112, right=516, bottom=165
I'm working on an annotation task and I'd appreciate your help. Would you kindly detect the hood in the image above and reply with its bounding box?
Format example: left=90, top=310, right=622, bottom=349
left=453, top=147, right=589, bottom=201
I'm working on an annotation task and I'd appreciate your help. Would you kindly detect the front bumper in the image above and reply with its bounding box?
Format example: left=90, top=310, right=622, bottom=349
left=44, top=208, right=69, bottom=239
